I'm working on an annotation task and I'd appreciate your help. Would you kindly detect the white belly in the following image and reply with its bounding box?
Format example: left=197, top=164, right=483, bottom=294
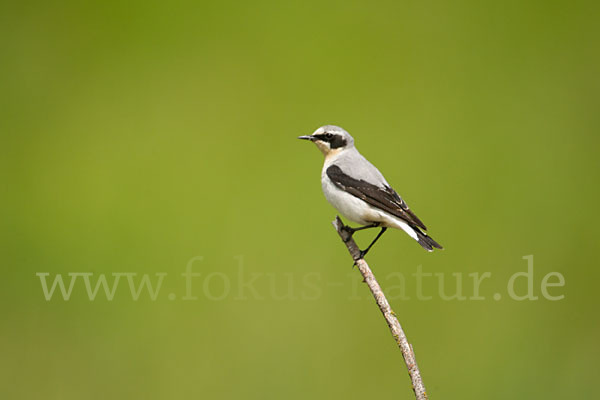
left=321, top=173, right=381, bottom=225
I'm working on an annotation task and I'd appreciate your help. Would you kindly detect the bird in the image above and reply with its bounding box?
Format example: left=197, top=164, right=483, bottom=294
left=298, top=125, right=442, bottom=257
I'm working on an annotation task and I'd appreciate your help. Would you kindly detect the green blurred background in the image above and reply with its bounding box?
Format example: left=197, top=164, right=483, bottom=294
left=2, top=0, right=599, bottom=399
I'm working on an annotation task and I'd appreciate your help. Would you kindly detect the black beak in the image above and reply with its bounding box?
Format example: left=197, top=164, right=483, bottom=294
left=297, top=135, right=314, bottom=141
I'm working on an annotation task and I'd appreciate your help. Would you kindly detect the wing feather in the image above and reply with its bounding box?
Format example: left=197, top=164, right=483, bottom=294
left=326, top=164, right=427, bottom=230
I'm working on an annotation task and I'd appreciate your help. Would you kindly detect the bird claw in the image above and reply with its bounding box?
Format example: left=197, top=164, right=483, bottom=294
left=341, top=224, right=355, bottom=234
left=341, top=225, right=355, bottom=242
left=352, top=250, right=367, bottom=267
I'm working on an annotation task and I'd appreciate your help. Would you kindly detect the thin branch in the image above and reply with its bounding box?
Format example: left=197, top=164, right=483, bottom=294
left=332, top=216, right=428, bottom=400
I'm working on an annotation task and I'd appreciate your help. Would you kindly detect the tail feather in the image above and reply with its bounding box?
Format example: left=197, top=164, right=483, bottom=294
left=414, top=228, right=443, bottom=252
left=378, top=212, right=443, bottom=252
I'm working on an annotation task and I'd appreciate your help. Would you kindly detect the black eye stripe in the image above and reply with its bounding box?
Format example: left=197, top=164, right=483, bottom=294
left=313, top=133, right=347, bottom=149
left=314, top=133, right=335, bottom=141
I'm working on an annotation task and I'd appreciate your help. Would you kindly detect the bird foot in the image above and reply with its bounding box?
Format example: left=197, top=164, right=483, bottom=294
left=341, top=225, right=355, bottom=242
left=351, top=250, right=367, bottom=267
left=341, top=224, right=355, bottom=234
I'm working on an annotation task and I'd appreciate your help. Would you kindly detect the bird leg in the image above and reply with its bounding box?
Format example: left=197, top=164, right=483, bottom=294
left=359, top=227, right=387, bottom=259
left=341, top=222, right=380, bottom=235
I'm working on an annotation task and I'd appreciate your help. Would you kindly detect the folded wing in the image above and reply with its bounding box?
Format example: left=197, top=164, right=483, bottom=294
left=326, top=164, right=427, bottom=230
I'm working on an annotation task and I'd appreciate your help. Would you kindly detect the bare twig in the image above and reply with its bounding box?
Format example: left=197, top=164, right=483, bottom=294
left=332, top=216, right=428, bottom=400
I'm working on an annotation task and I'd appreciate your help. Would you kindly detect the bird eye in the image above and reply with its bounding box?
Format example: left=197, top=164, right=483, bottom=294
left=325, top=133, right=333, bottom=139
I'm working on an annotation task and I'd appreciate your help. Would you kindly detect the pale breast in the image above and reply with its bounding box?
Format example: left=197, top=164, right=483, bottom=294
left=321, top=169, right=382, bottom=225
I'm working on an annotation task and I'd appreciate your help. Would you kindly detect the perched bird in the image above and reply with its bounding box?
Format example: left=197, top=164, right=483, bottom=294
left=299, top=125, right=442, bottom=257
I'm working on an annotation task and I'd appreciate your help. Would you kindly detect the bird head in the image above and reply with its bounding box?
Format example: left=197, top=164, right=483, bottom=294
left=298, top=125, right=354, bottom=156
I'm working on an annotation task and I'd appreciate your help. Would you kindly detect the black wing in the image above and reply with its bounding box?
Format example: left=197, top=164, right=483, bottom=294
left=326, top=164, right=427, bottom=230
